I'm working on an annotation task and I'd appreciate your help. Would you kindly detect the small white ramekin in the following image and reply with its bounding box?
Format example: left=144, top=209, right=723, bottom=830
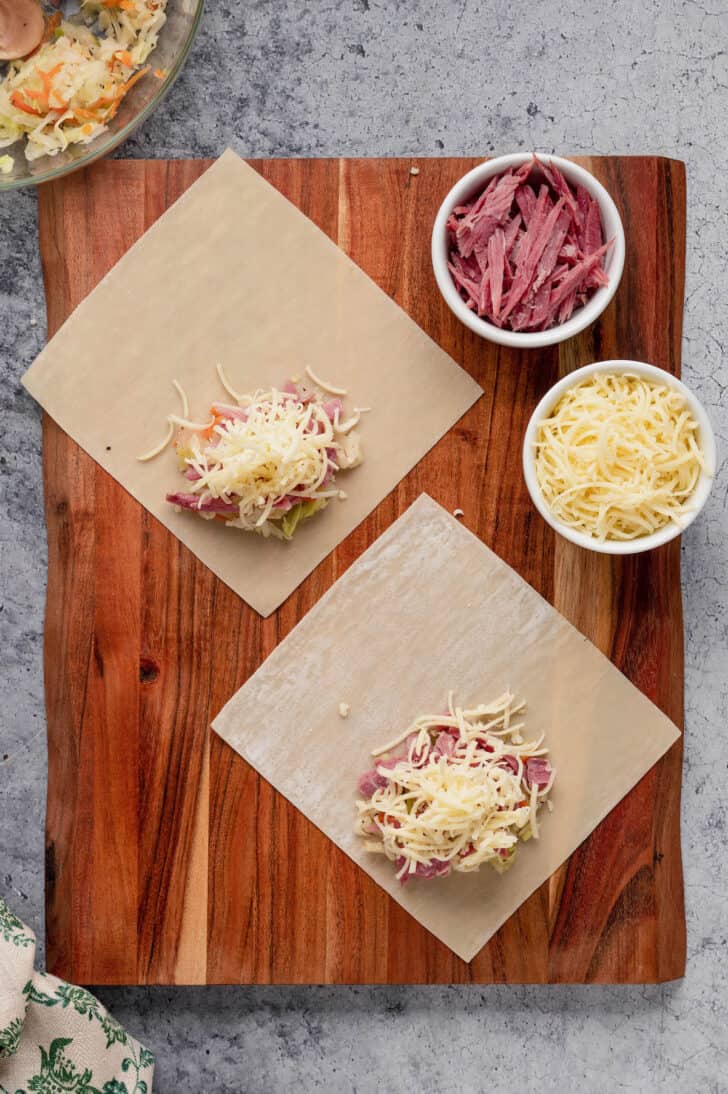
left=522, top=360, right=716, bottom=555
left=431, top=152, right=626, bottom=349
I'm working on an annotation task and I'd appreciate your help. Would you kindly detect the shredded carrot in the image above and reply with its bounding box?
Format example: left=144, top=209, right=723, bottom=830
left=114, top=50, right=133, bottom=67
left=87, top=93, right=116, bottom=109
left=19, top=66, right=67, bottom=116
left=10, top=91, right=43, bottom=117
left=153, top=67, right=166, bottom=79
left=120, top=65, right=150, bottom=94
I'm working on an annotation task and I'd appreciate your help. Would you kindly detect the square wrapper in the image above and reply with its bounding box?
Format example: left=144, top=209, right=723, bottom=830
left=22, top=150, right=482, bottom=617
left=213, top=494, right=680, bottom=963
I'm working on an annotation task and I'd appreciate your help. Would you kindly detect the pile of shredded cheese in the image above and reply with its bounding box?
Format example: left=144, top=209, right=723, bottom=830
left=138, top=364, right=366, bottom=540
left=355, top=692, right=554, bottom=882
left=534, top=371, right=708, bottom=542
left=0, top=1, right=166, bottom=163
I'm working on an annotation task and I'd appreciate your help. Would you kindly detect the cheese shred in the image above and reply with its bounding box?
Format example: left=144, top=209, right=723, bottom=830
left=304, top=365, right=348, bottom=396
left=534, top=371, right=708, bottom=542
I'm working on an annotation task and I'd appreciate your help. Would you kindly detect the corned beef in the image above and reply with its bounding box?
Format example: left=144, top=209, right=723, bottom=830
left=446, top=156, right=614, bottom=333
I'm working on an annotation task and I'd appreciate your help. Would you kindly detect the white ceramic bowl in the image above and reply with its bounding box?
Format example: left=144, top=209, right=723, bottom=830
left=431, top=152, right=626, bottom=349
left=522, top=360, right=716, bottom=555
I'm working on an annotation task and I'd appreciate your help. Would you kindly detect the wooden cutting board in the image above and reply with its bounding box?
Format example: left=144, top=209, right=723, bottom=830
left=39, top=156, right=687, bottom=985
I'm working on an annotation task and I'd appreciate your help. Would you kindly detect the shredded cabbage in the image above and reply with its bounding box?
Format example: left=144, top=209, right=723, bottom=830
left=0, top=1, right=167, bottom=162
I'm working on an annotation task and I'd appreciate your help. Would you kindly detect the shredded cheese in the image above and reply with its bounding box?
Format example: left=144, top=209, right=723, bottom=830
left=167, top=413, right=215, bottom=432
left=356, top=692, right=554, bottom=880
left=136, top=377, right=188, bottom=461
left=136, top=421, right=173, bottom=463
left=216, top=361, right=244, bottom=403
left=172, top=379, right=189, bottom=419
left=534, top=372, right=708, bottom=542
left=336, top=410, right=361, bottom=434
left=305, top=365, right=348, bottom=396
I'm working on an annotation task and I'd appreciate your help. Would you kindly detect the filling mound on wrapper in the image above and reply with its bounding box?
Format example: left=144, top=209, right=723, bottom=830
left=138, top=364, right=367, bottom=541
left=355, top=691, right=555, bottom=883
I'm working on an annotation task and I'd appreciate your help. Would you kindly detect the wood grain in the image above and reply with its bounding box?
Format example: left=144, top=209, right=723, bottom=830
left=39, top=155, right=686, bottom=984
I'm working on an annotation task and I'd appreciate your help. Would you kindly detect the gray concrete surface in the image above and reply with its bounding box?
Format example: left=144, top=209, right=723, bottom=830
left=1, top=1, right=727, bottom=1091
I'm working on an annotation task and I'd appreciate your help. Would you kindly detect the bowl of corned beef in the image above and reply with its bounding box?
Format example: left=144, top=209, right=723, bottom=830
left=431, top=153, right=625, bottom=348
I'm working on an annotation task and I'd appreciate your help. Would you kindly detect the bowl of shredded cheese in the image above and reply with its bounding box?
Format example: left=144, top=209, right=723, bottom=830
left=0, top=0, right=202, bottom=190
left=523, top=360, right=716, bottom=553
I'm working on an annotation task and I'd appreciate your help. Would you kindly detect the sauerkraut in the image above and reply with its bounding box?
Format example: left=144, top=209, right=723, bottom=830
left=0, top=1, right=166, bottom=162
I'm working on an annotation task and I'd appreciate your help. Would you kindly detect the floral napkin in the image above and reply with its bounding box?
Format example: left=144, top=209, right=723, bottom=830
left=0, top=898, right=154, bottom=1094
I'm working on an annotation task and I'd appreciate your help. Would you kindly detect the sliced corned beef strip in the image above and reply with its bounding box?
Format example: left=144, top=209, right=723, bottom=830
left=456, top=162, right=530, bottom=259
left=533, top=208, right=571, bottom=292
left=500, top=195, right=566, bottom=322
left=583, top=199, right=608, bottom=288
left=488, top=227, right=507, bottom=320
left=548, top=241, right=611, bottom=312
left=447, top=260, right=481, bottom=310
left=478, top=266, right=492, bottom=318
left=466, top=173, right=499, bottom=217
left=558, top=241, right=581, bottom=265
left=516, top=183, right=551, bottom=270
left=583, top=198, right=603, bottom=255
left=556, top=290, right=577, bottom=325
left=396, top=857, right=452, bottom=883
left=499, top=755, right=520, bottom=775
left=166, top=492, right=240, bottom=514
left=540, top=159, right=580, bottom=221
left=357, top=768, right=388, bottom=797
left=588, top=266, right=610, bottom=288
left=528, top=281, right=554, bottom=328
left=575, top=183, right=591, bottom=248
left=524, top=757, right=553, bottom=791
left=433, top=731, right=458, bottom=757
left=510, top=227, right=526, bottom=264
left=509, top=300, right=534, bottom=332
left=503, top=212, right=522, bottom=253
left=515, top=183, right=537, bottom=226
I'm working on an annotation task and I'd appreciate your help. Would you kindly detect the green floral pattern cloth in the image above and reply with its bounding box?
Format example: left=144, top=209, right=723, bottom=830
left=0, top=899, right=154, bottom=1094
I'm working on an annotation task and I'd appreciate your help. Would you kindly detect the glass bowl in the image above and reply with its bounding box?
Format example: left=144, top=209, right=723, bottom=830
left=0, top=0, right=203, bottom=192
